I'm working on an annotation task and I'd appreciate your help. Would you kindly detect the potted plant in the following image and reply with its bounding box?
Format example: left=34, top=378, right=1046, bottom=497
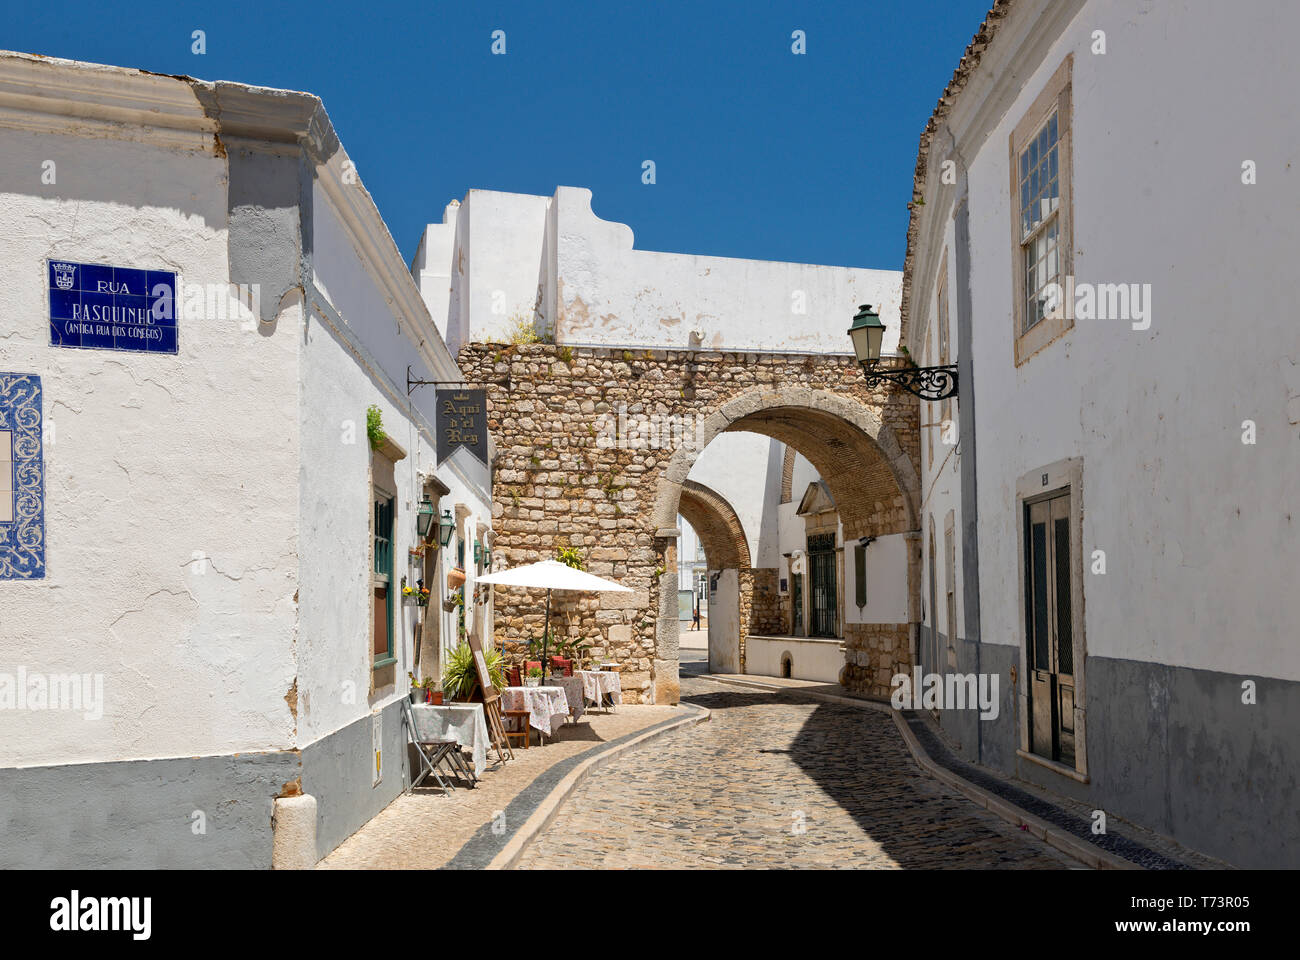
left=525, top=665, right=543, bottom=687
left=424, top=678, right=443, bottom=705
left=442, top=641, right=507, bottom=702
left=408, top=672, right=422, bottom=705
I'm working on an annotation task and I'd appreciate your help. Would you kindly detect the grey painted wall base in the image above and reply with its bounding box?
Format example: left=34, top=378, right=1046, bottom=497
left=0, top=750, right=300, bottom=869
left=301, top=696, right=409, bottom=861
left=914, top=632, right=1299, bottom=868
left=0, top=696, right=413, bottom=868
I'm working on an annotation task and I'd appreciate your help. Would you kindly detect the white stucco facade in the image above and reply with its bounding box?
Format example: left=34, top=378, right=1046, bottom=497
left=0, top=52, right=493, bottom=867
left=904, top=0, right=1300, bottom=867
left=415, top=186, right=903, bottom=357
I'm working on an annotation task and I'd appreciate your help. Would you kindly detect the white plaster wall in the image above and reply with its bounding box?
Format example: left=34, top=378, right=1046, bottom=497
left=960, top=0, right=1299, bottom=679
left=0, top=124, right=300, bottom=765
left=843, top=533, right=909, bottom=625
left=916, top=218, right=964, bottom=644
left=685, top=431, right=774, bottom=565
left=416, top=187, right=902, bottom=357
left=414, top=191, right=549, bottom=355
left=301, top=185, right=493, bottom=746
left=747, top=636, right=843, bottom=683
left=553, top=187, right=901, bottom=353
left=707, top=568, right=740, bottom=673
left=410, top=201, right=458, bottom=343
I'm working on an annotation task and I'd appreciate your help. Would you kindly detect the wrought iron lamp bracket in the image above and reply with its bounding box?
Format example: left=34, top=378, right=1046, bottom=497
left=859, top=361, right=959, bottom=401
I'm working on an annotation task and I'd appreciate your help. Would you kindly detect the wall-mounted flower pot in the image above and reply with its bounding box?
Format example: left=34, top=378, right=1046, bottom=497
left=447, top=567, right=466, bottom=589
left=441, top=596, right=459, bottom=613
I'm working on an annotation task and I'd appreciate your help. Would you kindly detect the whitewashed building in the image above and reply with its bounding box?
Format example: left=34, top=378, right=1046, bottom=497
left=903, top=0, right=1299, bottom=867
left=0, top=52, right=493, bottom=867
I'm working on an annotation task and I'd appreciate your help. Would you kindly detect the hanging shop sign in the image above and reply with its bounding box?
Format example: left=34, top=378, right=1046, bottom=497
left=435, top=388, right=487, bottom=465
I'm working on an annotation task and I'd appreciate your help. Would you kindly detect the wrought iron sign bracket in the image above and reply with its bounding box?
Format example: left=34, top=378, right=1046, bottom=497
left=406, top=366, right=510, bottom=395
left=859, top=361, right=959, bottom=402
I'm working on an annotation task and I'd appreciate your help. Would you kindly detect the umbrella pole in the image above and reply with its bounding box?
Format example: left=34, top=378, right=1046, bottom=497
left=542, top=587, right=552, bottom=684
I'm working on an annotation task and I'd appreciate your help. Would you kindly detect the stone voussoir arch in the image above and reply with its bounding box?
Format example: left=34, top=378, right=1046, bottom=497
left=457, top=343, right=921, bottom=706
left=678, top=478, right=751, bottom=571
left=652, top=387, right=920, bottom=534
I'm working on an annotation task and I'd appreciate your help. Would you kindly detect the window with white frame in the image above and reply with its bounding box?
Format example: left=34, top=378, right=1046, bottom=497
left=1010, top=55, right=1073, bottom=364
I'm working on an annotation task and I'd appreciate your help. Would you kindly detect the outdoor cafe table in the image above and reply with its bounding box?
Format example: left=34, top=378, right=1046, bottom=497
left=577, top=669, right=623, bottom=709
left=409, top=702, right=489, bottom=777
left=500, top=685, right=571, bottom=737
left=550, top=674, right=586, bottom=723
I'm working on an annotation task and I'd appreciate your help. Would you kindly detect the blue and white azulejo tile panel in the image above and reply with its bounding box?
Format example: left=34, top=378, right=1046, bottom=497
left=0, top=373, right=45, bottom=580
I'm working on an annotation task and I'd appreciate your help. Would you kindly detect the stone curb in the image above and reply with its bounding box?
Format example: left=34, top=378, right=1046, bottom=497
left=485, top=703, right=712, bottom=870
left=699, top=671, right=1136, bottom=871
left=885, top=709, right=1138, bottom=871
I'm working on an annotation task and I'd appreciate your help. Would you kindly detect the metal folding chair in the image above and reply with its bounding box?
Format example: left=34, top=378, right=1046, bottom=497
left=403, top=699, right=462, bottom=793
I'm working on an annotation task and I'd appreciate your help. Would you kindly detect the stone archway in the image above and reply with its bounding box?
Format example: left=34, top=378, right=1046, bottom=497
left=678, top=479, right=753, bottom=675
left=649, top=388, right=920, bottom=704
left=460, top=343, right=920, bottom=705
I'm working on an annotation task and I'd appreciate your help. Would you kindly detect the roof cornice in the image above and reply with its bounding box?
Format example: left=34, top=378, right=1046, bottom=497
left=0, top=49, right=457, bottom=382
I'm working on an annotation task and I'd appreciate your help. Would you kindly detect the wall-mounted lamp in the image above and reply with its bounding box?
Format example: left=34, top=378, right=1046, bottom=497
left=847, top=303, right=958, bottom=401
left=416, top=496, right=436, bottom=540
left=437, top=509, right=456, bottom=548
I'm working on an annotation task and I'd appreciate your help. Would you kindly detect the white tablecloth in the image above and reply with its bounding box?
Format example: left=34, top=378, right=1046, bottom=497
left=409, top=703, right=489, bottom=777
left=501, top=686, right=571, bottom=736
left=577, top=670, right=623, bottom=707
left=550, top=675, right=586, bottom=722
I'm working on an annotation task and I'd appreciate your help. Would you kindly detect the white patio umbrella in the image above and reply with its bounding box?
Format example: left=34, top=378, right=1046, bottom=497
left=476, top=560, right=631, bottom=683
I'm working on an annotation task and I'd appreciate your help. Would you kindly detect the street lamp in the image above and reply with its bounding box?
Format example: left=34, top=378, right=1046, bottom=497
left=416, top=496, right=436, bottom=540
left=437, top=509, right=456, bottom=548
left=847, top=303, right=959, bottom=401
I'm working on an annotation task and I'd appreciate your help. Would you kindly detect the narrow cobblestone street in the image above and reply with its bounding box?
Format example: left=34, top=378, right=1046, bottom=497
left=517, top=674, right=1080, bottom=869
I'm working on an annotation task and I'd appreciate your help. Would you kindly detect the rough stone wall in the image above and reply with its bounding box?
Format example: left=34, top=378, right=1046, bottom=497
left=748, top=567, right=783, bottom=636
left=842, top=622, right=912, bottom=700
left=460, top=342, right=920, bottom=703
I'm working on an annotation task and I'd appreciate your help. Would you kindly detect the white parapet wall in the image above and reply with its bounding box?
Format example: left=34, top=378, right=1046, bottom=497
left=414, top=186, right=903, bottom=356
left=746, top=636, right=844, bottom=684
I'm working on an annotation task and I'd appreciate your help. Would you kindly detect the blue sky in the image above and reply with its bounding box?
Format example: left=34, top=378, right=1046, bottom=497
left=7, top=0, right=992, bottom=269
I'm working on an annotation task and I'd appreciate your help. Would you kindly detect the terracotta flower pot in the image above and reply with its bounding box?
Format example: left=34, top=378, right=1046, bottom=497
left=447, top=567, right=466, bottom=589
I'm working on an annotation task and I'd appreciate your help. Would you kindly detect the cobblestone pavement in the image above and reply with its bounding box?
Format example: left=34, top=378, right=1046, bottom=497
left=318, top=703, right=681, bottom=869
left=516, top=675, right=1081, bottom=869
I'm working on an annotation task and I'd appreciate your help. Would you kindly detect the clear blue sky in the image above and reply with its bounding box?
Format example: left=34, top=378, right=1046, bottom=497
left=7, top=0, right=992, bottom=270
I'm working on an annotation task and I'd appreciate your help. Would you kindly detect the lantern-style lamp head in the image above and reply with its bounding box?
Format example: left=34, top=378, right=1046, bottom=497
left=437, top=509, right=456, bottom=548
left=847, top=303, right=885, bottom=366
left=416, top=496, right=436, bottom=539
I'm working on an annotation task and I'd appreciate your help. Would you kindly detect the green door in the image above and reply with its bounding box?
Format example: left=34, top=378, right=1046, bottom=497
left=808, top=533, right=838, bottom=638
